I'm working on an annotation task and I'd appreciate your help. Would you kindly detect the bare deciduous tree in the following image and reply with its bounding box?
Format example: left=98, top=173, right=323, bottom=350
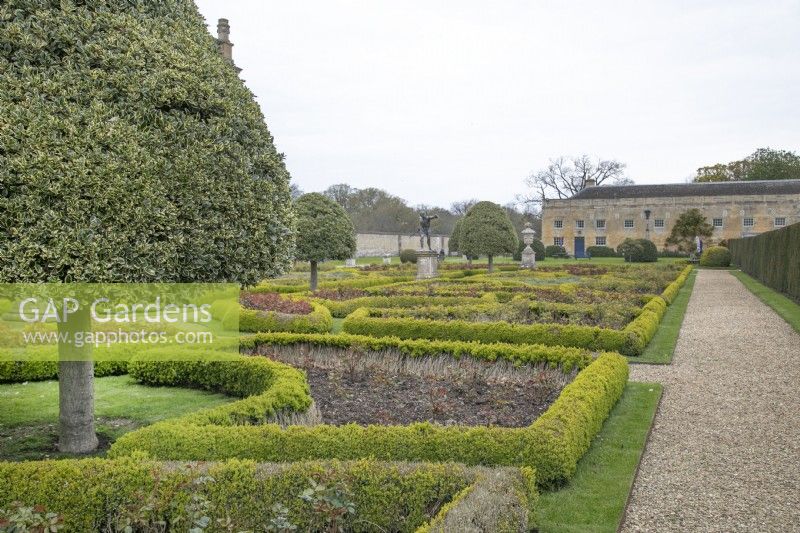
left=521, top=155, right=631, bottom=207
left=450, top=199, right=479, bottom=217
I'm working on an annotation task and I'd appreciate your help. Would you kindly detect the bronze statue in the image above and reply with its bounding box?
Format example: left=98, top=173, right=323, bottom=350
left=418, top=212, right=439, bottom=250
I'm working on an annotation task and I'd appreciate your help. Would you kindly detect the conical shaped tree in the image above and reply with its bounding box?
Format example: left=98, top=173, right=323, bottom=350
left=294, top=193, right=356, bottom=291
left=0, top=1, right=295, bottom=452
left=460, top=201, right=518, bottom=272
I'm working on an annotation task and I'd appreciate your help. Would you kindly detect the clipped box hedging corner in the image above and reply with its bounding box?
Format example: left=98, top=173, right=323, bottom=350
left=211, top=300, right=333, bottom=334
left=1, top=457, right=534, bottom=532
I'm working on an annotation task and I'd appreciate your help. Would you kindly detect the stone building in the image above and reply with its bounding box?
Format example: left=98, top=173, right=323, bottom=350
left=541, top=179, right=800, bottom=257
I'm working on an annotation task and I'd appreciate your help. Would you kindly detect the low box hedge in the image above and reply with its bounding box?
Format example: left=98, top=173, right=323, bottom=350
left=126, top=353, right=312, bottom=426
left=313, top=293, right=497, bottom=318
left=212, top=300, right=333, bottom=334
left=253, top=274, right=415, bottom=294
left=109, top=352, right=628, bottom=488
left=242, top=331, right=594, bottom=372
left=342, top=306, right=631, bottom=354
left=0, top=457, right=535, bottom=532
left=342, top=266, right=694, bottom=356
left=0, top=359, right=128, bottom=384
left=371, top=299, right=639, bottom=330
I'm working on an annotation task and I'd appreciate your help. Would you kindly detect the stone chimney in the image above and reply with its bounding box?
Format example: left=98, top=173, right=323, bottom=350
left=583, top=178, right=596, bottom=189
left=216, top=18, right=241, bottom=74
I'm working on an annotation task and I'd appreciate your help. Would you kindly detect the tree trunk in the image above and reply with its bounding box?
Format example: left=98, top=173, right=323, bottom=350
left=488, top=254, right=494, bottom=273
left=310, top=260, right=318, bottom=291
left=58, top=305, right=97, bottom=453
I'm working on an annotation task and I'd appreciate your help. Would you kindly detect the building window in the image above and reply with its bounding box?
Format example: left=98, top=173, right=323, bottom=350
left=713, top=218, right=723, bottom=228
left=624, top=219, right=634, bottom=229
left=654, top=219, right=664, bottom=228
left=775, top=217, right=786, bottom=227
left=553, top=220, right=563, bottom=229
left=595, top=236, right=606, bottom=246
left=575, top=220, right=584, bottom=229
left=743, top=217, right=754, bottom=228
left=553, top=237, right=564, bottom=246
left=595, top=219, right=606, bottom=229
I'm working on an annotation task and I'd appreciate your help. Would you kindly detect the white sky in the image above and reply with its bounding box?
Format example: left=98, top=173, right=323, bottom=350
left=194, top=0, right=800, bottom=207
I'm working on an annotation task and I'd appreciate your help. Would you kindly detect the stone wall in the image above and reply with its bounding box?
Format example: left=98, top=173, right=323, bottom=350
left=541, top=193, right=800, bottom=256
left=355, top=232, right=449, bottom=257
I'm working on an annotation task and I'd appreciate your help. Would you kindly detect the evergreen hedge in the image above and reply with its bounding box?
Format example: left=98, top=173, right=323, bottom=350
left=728, top=222, right=800, bottom=301
left=585, top=245, right=617, bottom=257
left=108, top=352, right=628, bottom=487
left=341, top=266, right=693, bottom=356
left=313, top=293, right=497, bottom=318
left=1, top=457, right=536, bottom=532
left=243, top=331, right=594, bottom=372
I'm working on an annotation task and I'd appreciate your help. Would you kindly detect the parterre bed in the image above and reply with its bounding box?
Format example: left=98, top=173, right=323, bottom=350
left=259, top=342, right=569, bottom=427
left=0, top=262, right=691, bottom=531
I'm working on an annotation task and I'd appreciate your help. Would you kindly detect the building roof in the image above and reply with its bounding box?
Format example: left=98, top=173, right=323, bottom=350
left=569, top=179, right=800, bottom=200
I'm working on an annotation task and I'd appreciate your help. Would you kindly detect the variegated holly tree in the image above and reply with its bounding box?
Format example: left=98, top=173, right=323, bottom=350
left=0, top=0, right=295, bottom=452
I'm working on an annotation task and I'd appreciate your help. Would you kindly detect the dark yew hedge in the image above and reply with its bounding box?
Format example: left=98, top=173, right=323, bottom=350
left=728, top=222, right=800, bottom=301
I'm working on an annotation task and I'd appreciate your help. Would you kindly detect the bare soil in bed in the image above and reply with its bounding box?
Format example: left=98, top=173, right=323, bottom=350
left=264, top=352, right=565, bottom=427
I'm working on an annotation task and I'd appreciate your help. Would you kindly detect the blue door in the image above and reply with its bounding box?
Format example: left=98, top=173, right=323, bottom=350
left=574, top=237, right=585, bottom=258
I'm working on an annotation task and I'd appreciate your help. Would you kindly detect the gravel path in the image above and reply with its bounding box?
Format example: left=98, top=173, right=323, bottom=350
left=622, top=270, right=800, bottom=532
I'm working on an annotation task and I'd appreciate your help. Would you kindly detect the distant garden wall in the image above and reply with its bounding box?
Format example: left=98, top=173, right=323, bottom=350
left=728, top=222, right=800, bottom=301
left=356, top=232, right=449, bottom=257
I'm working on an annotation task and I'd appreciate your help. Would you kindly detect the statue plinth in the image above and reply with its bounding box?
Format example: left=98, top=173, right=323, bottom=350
left=416, top=250, right=439, bottom=279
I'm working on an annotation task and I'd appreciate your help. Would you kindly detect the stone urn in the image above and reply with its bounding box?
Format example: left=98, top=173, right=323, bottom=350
left=520, top=223, right=537, bottom=269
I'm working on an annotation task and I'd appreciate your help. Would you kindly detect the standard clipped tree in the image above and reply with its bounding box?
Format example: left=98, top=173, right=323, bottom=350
left=665, top=209, right=714, bottom=253
left=0, top=1, right=295, bottom=452
left=460, top=202, right=519, bottom=272
left=294, top=193, right=356, bottom=290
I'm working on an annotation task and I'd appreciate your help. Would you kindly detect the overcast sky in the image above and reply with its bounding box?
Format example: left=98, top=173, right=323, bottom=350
left=194, top=0, right=800, bottom=207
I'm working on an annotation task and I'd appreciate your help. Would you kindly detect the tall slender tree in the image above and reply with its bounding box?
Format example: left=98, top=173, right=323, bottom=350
left=0, top=1, right=295, bottom=452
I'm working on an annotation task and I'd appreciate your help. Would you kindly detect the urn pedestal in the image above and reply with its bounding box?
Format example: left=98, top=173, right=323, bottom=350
left=520, top=222, right=537, bottom=269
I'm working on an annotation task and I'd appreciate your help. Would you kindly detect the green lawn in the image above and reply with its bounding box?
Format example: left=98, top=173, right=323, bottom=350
left=731, top=270, right=800, bottom=334
left=537, top=382, right=662, bottom=533
left=0, top=375, right=233, bottom=460
left=631, top=269, right=697, bottom=364
left=331, top=317, right=345, bottom=333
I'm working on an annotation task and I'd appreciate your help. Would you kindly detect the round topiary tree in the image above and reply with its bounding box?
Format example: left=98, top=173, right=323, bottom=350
left=0, top=1, right=295, bottom=452
left=460, top=202, right=519, bottom=272
left=699, top=246, right=732, bottom=267
left=294, top=193, right=356, bottom=290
